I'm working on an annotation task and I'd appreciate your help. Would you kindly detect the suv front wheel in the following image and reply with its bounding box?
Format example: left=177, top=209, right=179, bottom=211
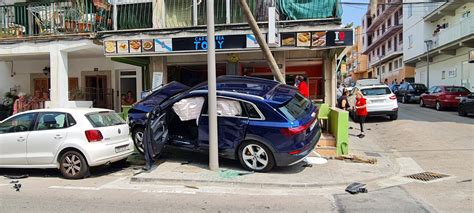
left=238, top=141, right=275, bottom=172
left=132, top=126, right=145, bottom=154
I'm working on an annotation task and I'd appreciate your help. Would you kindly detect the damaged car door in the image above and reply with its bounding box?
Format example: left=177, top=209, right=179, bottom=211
left=198, top=97, right=249, bottom=151
left=144, top=108, right=168, bottom=159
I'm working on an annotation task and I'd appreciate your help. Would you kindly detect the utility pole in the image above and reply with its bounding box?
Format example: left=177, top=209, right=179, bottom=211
left=238, top=0, right=285, bottom=83
left=424, top=40, right=433, bottom=88
left=207, top=0, right=219, bottom=171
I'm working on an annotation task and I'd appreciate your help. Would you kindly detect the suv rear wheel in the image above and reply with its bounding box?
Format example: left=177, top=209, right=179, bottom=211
left=238, top=141, right=275, bottom=172
left=132, top=126, right=145, bottom=154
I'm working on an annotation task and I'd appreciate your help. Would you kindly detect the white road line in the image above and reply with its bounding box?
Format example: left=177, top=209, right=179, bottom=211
left=48, top=186, right=100, bottom=191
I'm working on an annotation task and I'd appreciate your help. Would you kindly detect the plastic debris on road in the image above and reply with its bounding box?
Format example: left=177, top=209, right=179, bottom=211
left=345, top=182, right=368, bottom=194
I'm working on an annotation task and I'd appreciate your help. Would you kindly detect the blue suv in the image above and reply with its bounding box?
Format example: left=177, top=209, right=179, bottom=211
left=128, top=76, right=321, bottom=172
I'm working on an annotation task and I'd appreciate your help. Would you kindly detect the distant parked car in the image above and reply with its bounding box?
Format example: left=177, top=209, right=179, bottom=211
left=348, top=84, right=398, bottom=120
left=355, top=78, right=381, bottom=86
left=0, top=108, right=134, bottom=179
left=458, top=93, right=474, bottom=116
left=397, top=83, right=427, bottom=103
left=420, top=86, right=471, bottom=111
left=389, top=84, right=400, bottom=95
left=133, top=76, right=322, bottom=172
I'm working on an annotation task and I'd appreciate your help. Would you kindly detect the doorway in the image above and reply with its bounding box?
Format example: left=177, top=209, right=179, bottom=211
left=119, top=71, right=138, bottom=105
left=85, top=75, right=110, bottom=109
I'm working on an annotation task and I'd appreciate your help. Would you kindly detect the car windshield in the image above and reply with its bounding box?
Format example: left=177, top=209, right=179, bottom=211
left=279, top=93, right=311, bottom=121
left=361, top=87, right=392, bottom=96
left=86, top=111, right=126, bottom=128
left=445, top=87, right=470, bottom=93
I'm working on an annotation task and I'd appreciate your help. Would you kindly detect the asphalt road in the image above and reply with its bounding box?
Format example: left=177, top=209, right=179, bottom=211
left=0, top=103, right=473, bottom=212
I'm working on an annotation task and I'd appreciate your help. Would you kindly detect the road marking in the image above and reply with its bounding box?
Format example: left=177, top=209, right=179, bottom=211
left=48, top=186, right=100, bottom=191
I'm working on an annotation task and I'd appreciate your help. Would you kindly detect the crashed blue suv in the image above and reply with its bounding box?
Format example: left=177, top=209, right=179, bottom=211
left=128, top=76, right=321, bottom=172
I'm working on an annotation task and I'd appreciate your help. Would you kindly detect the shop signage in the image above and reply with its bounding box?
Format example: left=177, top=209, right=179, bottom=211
left=103, top=30, right=353, bottom=55
left=173, top=35, right=247, bottom=51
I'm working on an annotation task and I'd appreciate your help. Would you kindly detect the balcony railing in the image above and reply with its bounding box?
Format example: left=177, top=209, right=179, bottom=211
left=432, top=16, right=474, bottom=49
left=0, top=0, right=341, bottom=40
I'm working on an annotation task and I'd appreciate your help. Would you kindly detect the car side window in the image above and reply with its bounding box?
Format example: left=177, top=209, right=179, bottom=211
left=243, top=102, right=262, bottom=119
left=0, top=113, right=36, bottom=134
left=434, top=87, right=442, bottom=93
left=35, top=112, right=67, bottom=131
left=216, top=98, right=243, bottom=117
left=67, top=114, right=77, bottom=127
left=427, top=86, right=436, bottom=93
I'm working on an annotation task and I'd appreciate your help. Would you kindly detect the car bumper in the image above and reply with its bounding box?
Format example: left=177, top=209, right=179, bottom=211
left=86, top=138, right=134, bottom=167
left=274, top=128, right=321, bottom=167
left=368, top=109, right=398, bottom=116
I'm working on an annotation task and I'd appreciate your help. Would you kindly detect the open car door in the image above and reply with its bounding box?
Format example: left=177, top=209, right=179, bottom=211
left=143, top=108, right=168, bottom=170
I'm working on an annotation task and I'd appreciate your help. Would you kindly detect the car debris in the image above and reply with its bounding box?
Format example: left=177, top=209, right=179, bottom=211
left=345, top=182, right=368, bottom=194
left=4, top=174, right=29, bottom=179
left=335, top=155, right=377, bottom=164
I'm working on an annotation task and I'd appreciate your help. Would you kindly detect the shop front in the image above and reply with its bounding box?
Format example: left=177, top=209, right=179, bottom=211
left=102, top=29, right=353, bottom=104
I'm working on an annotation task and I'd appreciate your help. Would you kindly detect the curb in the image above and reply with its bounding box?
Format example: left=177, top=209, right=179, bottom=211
left=130, top=157, right=401, bottom=189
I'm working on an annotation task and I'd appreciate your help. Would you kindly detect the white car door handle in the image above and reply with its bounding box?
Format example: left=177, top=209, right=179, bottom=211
left=17, top=137, right=25, bottom=142
left=54, top=135, right=63, bottom=140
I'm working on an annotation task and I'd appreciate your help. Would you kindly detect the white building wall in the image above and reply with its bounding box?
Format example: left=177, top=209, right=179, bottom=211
left=403, top=0, right=442, bottom=61
left=415, top=47, right=474, bottom=90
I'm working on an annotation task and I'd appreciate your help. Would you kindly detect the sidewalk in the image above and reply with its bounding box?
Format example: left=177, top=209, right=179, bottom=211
left=131, top=124, right=399, bottom=188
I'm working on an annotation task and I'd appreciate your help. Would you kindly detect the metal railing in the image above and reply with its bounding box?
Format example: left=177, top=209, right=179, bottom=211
left=1, top=0, right=341, bottom=39
left=0, top=0, right=114, bottom=38
left=432, top=16, right=474, bottom=49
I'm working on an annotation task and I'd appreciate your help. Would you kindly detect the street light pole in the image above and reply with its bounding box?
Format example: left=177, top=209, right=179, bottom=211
left=424, top=40, right=433, bottom=88
left=207, top=0, right=219, bottom=171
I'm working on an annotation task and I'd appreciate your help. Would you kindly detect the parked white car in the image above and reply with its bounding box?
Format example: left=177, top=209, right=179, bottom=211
left=0, top=108, right=134, bottom=179
left=348, top=85, right=399, bottom=120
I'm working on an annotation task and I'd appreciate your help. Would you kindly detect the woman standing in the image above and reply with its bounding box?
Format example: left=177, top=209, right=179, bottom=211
left=354, top=90, right=368, bottom=138
left=338, top=89, right=351, bottom=111
left=13, top=93, right=30, bottom=115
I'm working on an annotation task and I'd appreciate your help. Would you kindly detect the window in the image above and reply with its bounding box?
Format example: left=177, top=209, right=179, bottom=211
left=388, top=40, right=392, bottom=50
left=399, top=58, right=402, bottom=67
left=407, top=4, right=412, bottom=18
left=35, top=113, right=68, bottom=130
left=279, top=93, right=311, bottom=121
left=216, top=98, right=243, bottom=117
left=86, top=112, right=126, bottom=128
left=382, top=66, right=386, bottom=74
left=445, top=87, right=469, bottom=93
left=428, top=86, right=436, bottom=93
left=243, top=102, right=262, bottom=119
left=389, top=62, right=392, bottom=72
left=0, top=113, right=36, bottom=134
left=399, top=33, right=403, bottom=42
left=442, top=71, right=446, bottom=79
left=361, top=87, right=392, bottom=96
left=387, top=17, right=391, bottom=27
left=408, top=35, right=413, bottom=48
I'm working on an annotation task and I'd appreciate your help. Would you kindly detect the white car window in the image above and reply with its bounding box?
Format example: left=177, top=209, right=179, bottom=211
left=0, top=113, right=35, bottom=134
left=36, top=113, right=67, bottom=130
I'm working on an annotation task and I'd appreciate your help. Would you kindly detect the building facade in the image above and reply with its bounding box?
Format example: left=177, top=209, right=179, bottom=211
left=404, top=0, right=474, bottom=90
left=0, top=0, right=352, bottom=114
left=346, top=26, right=369, bottom=81
left=362, top=0, right=414, bottom=84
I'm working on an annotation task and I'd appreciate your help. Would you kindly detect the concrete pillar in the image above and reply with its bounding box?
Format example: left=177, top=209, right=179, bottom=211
left=49, top=48, right=69, bottom=108
left=150, top=56, right=168, bottom=89
left=323, top=57, right=336, bottom=107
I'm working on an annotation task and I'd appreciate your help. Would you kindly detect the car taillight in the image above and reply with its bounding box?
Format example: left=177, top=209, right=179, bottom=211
left=85, top=130, right=103, bottom=142
left=389, top=95, right=397, bottom=100
left=280, top=118, right=317, bottom=137
left=288, top=149, right=302, bottom=155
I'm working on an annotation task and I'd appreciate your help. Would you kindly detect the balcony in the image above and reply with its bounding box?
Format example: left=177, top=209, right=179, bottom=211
left=366, top=0, right=401, bottom=33
left=431, top=16, right=474, bottom=50
left=424, top=0, right=470, bottom=22
left=362, top=24, right=402, bottom=54
left=0, top=0, right=342, bottom=40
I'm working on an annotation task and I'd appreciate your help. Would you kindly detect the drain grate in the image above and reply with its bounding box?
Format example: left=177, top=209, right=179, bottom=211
left=405, top=172, right=449, bottom=182
left=364, top=152, right=382, bottom=157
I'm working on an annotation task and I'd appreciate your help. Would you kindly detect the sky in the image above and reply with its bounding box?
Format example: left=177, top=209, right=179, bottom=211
left=341, top=0, right=370, bottom=26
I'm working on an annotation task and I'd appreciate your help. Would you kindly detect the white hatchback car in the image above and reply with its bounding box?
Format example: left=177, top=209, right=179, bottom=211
left=0, top=108, right=134, bottom=179
left=349, top=85, right=399, bottom=120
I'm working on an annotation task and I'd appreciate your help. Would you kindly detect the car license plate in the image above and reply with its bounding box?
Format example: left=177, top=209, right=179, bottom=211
left=310, top=119, right=318, bottom=131
left=371, top=99, right=384, bottom=103
left=115, top=145, right=129, bottom=153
